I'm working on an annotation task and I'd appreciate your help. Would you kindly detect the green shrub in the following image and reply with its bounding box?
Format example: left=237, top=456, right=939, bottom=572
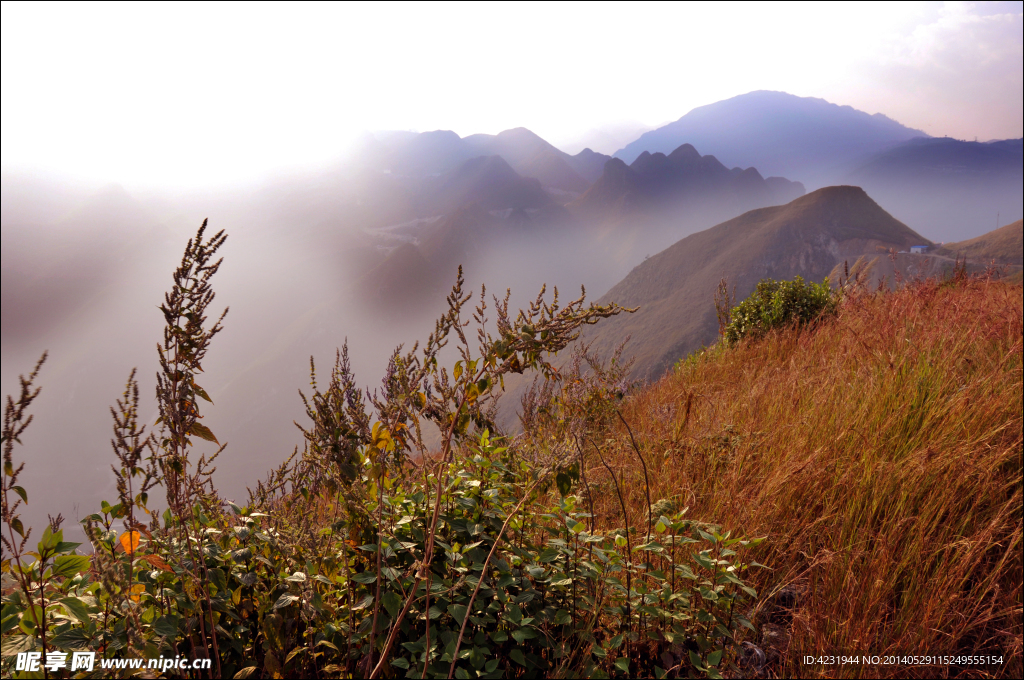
left=722, top=276, right=837, bottom=344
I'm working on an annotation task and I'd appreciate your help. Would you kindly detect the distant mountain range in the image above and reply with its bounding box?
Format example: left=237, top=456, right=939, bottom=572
left=572, top=142, right=804, bottom=219
left=581, top=186, right=928, bottom=380
left=355, top=141, right=809, bottom=314
left=614, top=91, right=928, bottom=187
left=314, top=92, right=1021, bottom=246
left=356, top=127, right=610, bottom=196
left=846, top=138, right=1023, bottom=242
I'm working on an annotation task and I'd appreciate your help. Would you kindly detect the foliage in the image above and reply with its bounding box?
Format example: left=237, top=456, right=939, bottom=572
left=1, top=222, right=765, bottom=679
left=719, top=275, right=838, bottom=344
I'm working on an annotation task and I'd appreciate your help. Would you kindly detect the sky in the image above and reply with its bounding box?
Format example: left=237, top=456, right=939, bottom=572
left=2, top=1, right=1022, bottom=190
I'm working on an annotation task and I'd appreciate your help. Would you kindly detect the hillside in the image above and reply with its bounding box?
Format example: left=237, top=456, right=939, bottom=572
left=934, top=219, right=1023, bottom=265
left=614, top=90, right=927, bottom=186
left=584, top=186, right=926, bottom=379
left=847, top=138, right=1024, bottom=241
left=596, top=274, right=1022, bottom=677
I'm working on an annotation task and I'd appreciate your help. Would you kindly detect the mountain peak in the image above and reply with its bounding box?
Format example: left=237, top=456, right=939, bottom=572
left=614, top=91, right=928, bottom=186
left=667, top=143, right=701, bottom=161
left=584, top=186, right=925, bottom=380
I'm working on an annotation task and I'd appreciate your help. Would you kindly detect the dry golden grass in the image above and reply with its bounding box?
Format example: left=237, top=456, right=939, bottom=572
left=587, top=277, right=1022, bottom=677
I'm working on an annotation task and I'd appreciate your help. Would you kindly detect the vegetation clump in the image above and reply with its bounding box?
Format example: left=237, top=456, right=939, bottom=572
left=718, top=275, right=837, bottom=344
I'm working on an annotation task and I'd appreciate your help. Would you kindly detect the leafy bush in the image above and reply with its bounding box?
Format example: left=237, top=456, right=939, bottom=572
left=720, top=276, right=837, bottom=344
left=1, top=222, right=765, bottom=679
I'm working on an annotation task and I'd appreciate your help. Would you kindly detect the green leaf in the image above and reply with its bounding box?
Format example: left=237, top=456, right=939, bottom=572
left=48, top=626, right=92, bottom=650
left=351, top=572, right=377, bottom=584
left=382, top=591, right=402, bottom=619
left=448, top=603, right=468, bottom=624
left=511, top=627, right=536, bottom=644
left=51, top=555, right=90, bottom=579
left=2, top=633, right=36, bottom=655
left=154, top=615, right=180, bottom=637
left=692, top=553, right=714, bottom=570
left=391, top=657, right=410, bottom=669
left=59, top=597, right=91, bottom=623
left=708, top=649, right=723, bottom=666
left=509, top=648, right=527, bottom=667
left=39, top=525, right=59, bottom=552
left=556, top=471, right=572, bottom=497
left=188, top=422, right=220, bottom=444
left=272, top=594, right=299, bottom=610
left=193, top=384, right=214, bottom=403
left=689, top=649, right=705, bottom=672
left=11, top=485, right=27, bottom=503
left=1, top=610, right=19, bottom=636
left=614, top=657, right=630, bottom=673
left=20, top=604, right=43, bottom=634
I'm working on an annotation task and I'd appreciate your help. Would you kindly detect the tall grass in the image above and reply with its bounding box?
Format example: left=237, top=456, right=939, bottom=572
left=589, top=276, right=1022, bottom=677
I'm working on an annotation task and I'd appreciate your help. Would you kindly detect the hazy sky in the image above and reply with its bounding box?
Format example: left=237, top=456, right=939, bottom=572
left=2, top=1, right=1021, bottom=189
